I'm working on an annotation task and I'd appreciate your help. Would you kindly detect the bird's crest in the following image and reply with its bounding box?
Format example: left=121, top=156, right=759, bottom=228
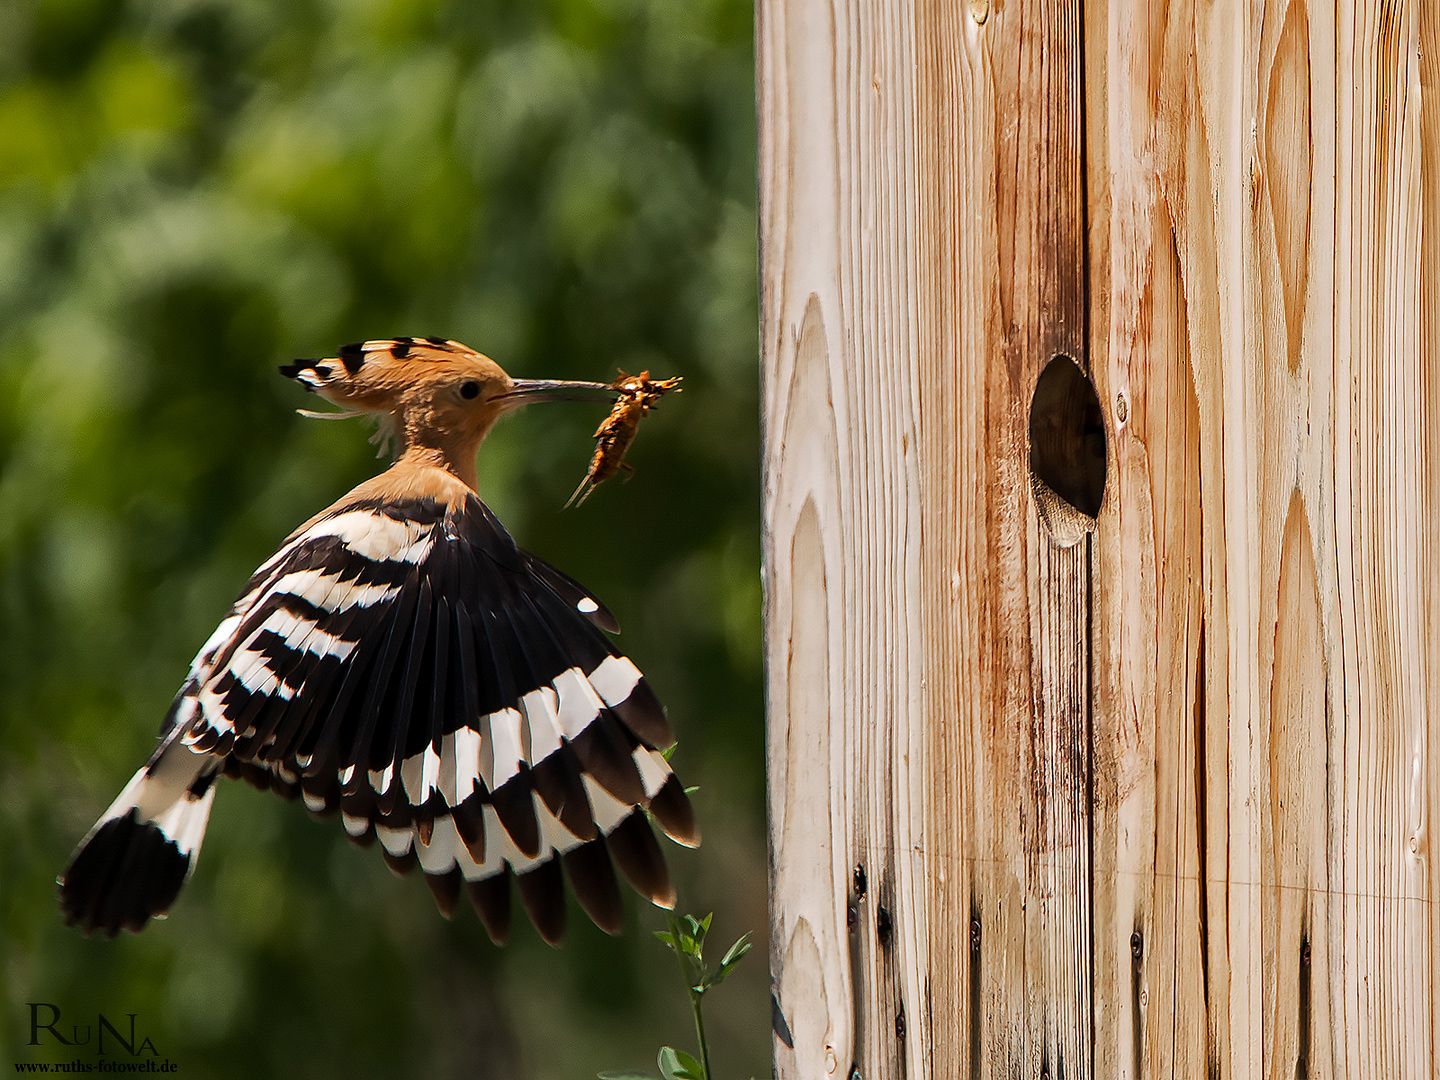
left=280, top=338, right=514, bottom=458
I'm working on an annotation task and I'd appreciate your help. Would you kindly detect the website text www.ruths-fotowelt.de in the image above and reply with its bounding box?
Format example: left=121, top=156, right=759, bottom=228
left=14, top=1062, right=179, bottom=1073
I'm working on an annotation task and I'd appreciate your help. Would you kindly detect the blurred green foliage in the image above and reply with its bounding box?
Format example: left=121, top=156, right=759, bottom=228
left=0, top=0, right=763, bottom=1077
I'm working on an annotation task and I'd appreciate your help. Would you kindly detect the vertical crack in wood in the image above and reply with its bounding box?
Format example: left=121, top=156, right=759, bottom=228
left=1017, top=0, right=1095, bottom=1070
left=1074, top=3, right=1095, bottom=1076
left=1084, top=529, right=1096, bottom=1080
left=968, top=901, right=982, bottom=1080
left=848, top=857, right=868, bottom=1072
left=1130, top=925, right=1145, bottom=1077
left=1192, top=618, right=1214, bottom=1076
left=1297, top=920, right=1311, bottom=1080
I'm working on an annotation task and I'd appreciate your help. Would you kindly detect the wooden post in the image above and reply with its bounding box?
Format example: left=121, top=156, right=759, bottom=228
left=760, top=0, right=1440, bottom=1077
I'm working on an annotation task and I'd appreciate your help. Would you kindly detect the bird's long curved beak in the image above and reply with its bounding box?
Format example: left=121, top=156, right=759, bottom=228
left=497, top=379, right=617, bottom=406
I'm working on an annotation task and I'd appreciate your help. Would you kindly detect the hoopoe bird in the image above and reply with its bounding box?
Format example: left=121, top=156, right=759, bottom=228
left=58, top=337, right=697, bottom=944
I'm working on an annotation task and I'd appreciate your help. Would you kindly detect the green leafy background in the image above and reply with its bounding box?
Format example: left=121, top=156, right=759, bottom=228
left=0, top=0, right=765, bottom=1076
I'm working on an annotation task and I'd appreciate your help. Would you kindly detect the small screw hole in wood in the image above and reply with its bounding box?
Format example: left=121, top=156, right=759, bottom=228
left=1029, top=354, right=1107, bottom=526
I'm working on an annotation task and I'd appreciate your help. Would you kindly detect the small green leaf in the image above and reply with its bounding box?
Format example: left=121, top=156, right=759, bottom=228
left=660, top=742, right=677, bottom=762
left=714, top=932, right=753, bottom=984
left=683, top=913, right=712, bottom=957
left=720, top=931, right=753, bottom=967
left=653, top=930, right=677, bottom=948
left=658, top=1046, right=705, bottom=1080
left=683, top=785, right=700, bottom=795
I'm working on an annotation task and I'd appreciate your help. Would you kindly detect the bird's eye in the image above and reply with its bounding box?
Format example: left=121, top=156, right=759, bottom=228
left=459, top=381, right=481, bottom=400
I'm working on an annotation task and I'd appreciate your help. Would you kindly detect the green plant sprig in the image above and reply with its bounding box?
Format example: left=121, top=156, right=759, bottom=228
left=599, top=911, right=752, bottom=1080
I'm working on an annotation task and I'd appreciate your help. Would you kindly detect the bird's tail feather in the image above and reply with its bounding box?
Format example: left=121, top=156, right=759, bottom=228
left=58, top=746, right=218, bottom=937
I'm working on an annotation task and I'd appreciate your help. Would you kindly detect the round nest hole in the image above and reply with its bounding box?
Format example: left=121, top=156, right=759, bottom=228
left=1028, top=354, right=1107, bottom=524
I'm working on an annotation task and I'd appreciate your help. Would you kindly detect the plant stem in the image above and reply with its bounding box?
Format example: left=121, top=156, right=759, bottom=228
left=689, top=986, right=712, bottom=1080
left=665, top=911, right=713, bottom=1080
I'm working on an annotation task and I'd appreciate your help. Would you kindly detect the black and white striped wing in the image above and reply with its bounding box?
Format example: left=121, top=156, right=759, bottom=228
left=174, top=495, right=696, bottom=943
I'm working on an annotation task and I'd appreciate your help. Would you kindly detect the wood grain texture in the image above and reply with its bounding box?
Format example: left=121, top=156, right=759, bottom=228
left=761, top=0, right=1440, bottom=1075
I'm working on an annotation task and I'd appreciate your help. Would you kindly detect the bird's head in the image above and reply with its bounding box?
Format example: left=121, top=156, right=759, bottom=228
left=281, top=337, right=613, bottom=482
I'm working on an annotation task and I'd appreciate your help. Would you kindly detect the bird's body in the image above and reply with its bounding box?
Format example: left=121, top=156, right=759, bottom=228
left=59, top=338, right=696, bottom=944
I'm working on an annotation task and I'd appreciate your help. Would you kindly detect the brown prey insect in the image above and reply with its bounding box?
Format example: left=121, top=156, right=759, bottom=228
left=566, top=371, right=683, bottom=508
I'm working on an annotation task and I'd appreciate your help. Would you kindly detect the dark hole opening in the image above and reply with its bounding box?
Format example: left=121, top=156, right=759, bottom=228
left=1028, top=354, right=1107, bottom=519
